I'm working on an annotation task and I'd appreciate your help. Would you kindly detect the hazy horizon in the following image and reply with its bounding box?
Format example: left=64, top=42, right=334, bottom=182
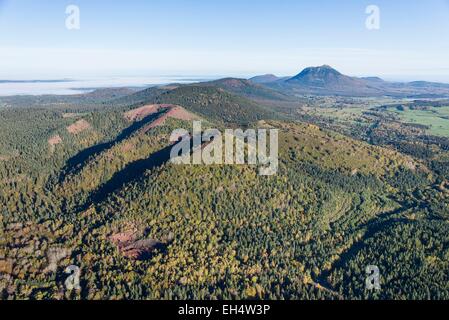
left=2, top=68, right=449, bottom=96
left=0, top=75, right=219, bottom=96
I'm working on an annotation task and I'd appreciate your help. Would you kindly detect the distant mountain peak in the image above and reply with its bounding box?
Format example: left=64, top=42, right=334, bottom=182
left=212, top=78, right=252, bottom=87
left=362, top=76, right=385, bottom=82
left=294, top=65, right=342, bottom=77
left=255, top=73, right=277, bottom=78
left=306, top=64, right=337, bottom=71
left=253, top=65, right=449, bottom=97
left=287, top=65, right=346, bottom=85
left=272, top=65, right=388, bottom=96
left=317, top=64, right=336, bottom=70
left=249, top=74, right=280, bottom=84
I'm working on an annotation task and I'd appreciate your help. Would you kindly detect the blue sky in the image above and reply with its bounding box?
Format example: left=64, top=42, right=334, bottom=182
left=1, top=0, right=449, bottom=81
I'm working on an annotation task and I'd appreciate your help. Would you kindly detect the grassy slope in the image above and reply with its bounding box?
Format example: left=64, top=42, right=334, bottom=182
left=393, top=106, right=449, bottom=137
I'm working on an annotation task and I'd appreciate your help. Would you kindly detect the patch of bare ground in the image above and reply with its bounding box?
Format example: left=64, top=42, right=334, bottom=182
left=109, top=228, right=174, bottom=261
left=0, top=259, right=13, bottom=274
left=124, top=105, right=160, bottom=121
left=48, top=135, right=62, bottom=153
left=141, top=105, right=198, bottom=133
left=48, top=135, right=62, bottom=146
left=43, top=247, right=71, bottom=273
left=67, top=119, right=91, bottom=135
left=167, top=105, right=198, bottom=121
left=110, top=229, right=138, bottom=244
left=124, top=104, right=197, bottom=123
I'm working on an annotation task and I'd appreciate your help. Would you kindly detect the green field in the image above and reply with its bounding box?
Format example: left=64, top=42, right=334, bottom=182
left=393, top=106, right=449, bottom=137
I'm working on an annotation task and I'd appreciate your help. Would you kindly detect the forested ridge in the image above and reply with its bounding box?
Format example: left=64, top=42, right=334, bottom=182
left=0, top=84, right=448, bottom=300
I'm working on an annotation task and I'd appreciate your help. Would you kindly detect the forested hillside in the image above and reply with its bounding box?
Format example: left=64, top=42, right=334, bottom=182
left=0, top=84, right=448, bottom=300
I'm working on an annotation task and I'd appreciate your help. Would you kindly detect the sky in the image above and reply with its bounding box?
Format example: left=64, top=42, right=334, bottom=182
left=1, top=0, right=449, bottom=81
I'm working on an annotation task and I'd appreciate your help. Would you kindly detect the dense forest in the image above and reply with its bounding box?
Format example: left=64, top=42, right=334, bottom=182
left=0, top=82, right=448, bottom=300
